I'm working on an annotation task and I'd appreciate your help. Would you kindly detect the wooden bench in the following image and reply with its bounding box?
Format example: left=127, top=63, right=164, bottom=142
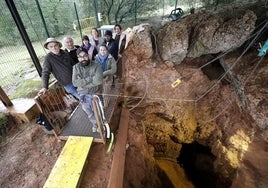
left=43, top=136, right=93, bottom=188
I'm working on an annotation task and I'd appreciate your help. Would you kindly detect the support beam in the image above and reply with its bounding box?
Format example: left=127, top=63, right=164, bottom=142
left=108, top=108, right=129, bottom=188
left=0, top=86, right=13, bottom=107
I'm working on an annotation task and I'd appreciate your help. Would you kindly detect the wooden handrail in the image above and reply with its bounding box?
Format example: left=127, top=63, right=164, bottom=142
left=0, top=86, right=13, bottom=107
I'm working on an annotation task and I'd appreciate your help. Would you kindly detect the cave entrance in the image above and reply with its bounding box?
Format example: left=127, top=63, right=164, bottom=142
left=177, top=141, right=224, bottom=188
left=201, top=59, right=230, bottom=85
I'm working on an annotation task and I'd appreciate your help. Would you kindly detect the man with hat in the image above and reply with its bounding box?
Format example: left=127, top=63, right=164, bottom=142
left=72, top=47, right=103, bottom=132
left=38, top=37, right=79, bottom=99
left=104, top=30, right=118, bottom=61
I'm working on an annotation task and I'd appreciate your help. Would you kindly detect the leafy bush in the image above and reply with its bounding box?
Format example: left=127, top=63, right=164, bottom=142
left=0, top=113, right=8, bottom=128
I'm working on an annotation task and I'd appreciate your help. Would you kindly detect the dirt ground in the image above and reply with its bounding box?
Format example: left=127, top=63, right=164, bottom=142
left=0, top=121, right=114, bottom=188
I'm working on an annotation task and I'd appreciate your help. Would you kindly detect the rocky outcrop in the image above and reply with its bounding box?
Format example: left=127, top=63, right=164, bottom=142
left=187, top=10, right=256, bottom=57
left=156, top=10, right=257, bottom=63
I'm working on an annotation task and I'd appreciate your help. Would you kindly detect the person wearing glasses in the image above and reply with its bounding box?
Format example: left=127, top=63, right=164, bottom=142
left=39, top=37, right=79, bottom=99
left=72, top=47, right=103, bottom=132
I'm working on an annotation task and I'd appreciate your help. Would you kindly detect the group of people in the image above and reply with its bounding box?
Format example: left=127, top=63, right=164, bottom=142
left=38, top=24, right=126, bottom=133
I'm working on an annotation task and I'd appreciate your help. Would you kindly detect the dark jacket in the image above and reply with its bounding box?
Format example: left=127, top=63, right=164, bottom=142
left=113, top=33, right=126, bottom=55
left=64, top=45, right=80, bottom=64
left=81, top=43, right=98, bottom=60
left=105, top=38, right=118, bottom=61
left=42, top=49, right=74, bottom=89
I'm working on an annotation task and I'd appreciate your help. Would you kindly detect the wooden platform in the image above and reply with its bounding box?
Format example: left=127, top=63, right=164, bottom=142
left=5, top=98, right=39, bottom=123
left=43, top=136, right=93, bottom=188
left=34, top=80, right=123, bottom=144
left=59, top=81, right=122, bottom=142
left=58, top=103, right=103, bottom=142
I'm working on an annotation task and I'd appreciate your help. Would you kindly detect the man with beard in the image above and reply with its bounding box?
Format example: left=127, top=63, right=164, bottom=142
left=72, top=47, right=103, bottom=132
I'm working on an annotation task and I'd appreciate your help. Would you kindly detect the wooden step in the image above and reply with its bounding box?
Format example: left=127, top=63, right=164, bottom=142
left=43, top=136, right=93, bottom=188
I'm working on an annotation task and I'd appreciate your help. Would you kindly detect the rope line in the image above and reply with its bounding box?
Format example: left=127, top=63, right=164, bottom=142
left=198, top=56, right=265, bottom=124
left=128, top=73, right=148, bottom=111
left=195, top=20, right=268, bottom=102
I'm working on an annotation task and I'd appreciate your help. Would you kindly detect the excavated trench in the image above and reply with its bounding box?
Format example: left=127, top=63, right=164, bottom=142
left=122, top=7, right=268, bottom=187
left=176, top=57, right=230, bottom=186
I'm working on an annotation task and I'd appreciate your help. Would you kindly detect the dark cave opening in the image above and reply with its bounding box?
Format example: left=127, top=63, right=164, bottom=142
left=201, top=59, right=230, bottom=85
left=177, top=142, right=231, bottom=188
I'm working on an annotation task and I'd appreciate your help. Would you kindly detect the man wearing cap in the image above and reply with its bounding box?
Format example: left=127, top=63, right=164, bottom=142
left=104, top=30, right=118, bottom=61
left=73, top=47, right=103, bottom=132
left=39, top=37, right=79, bottom=99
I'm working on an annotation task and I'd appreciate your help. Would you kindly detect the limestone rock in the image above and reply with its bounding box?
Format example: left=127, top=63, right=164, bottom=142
left=188, top=10, right=257, bottom=57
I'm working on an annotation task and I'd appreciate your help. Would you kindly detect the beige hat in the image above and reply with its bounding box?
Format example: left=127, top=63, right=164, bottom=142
left=44, top=38, right=62, bottom=49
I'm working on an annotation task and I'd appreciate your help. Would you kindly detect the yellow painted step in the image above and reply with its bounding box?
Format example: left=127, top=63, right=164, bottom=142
left=43, top=136, right=93, bottom=188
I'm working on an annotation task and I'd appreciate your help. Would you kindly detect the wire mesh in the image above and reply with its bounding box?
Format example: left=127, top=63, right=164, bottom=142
left=0, top=0, right=195, bottom=98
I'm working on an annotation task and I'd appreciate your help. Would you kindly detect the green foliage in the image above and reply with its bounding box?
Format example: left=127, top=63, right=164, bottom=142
left=98, top=0, right=166, bottom=24
left=10, top=79, right=42, bottom=99
left=199, top=0, right=236, bottom=7
left=0, top=113, right=8, bottom=128
left=0, top=1, right=20, bottom=46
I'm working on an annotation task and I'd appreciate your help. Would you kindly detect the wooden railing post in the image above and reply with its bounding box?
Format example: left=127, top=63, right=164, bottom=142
left=0, top=86, right=13, bottom=107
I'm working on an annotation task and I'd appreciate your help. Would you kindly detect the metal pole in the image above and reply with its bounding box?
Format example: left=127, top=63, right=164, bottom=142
left=134, top=0, right=137, bottom=25
left=162, top=0, right=165, bottom=17
left=175, top=0, right=178, bottom=9
left=5, top=0, right=42, bottom=77
left=35, top=0, right=49, bottom=38
left=93, top=0, right=100, bottom=28
left=74, top=2, right=82, bottom=39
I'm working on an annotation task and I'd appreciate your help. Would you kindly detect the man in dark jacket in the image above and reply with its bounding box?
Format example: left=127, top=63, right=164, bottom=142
left=72, top=47, right=103, bottom=132
left=104, top=30, right=118, bottom=61
left=62, top=36, right=80, bottom=64
left=39, top=38, right=79, bottom=99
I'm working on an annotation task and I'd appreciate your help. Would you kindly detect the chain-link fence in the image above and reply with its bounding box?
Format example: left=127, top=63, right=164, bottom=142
left=0, top=0, right=212, bottom=112
left=0, top=0, right=185, bottom=100
left=1, top=1, right=85, bottom=98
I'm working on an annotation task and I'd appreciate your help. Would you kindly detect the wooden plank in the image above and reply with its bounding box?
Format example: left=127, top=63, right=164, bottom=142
left=107, top=108, right=129, bottom=188
left=43, top=136, right=93, bottom=188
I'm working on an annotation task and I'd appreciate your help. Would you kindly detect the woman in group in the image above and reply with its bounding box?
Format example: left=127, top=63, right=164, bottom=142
left=89, top=28, right=105, bottom=52
left=81, top=35, right=97, bottom=60
left=95, top=44, right=117, bottom=108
